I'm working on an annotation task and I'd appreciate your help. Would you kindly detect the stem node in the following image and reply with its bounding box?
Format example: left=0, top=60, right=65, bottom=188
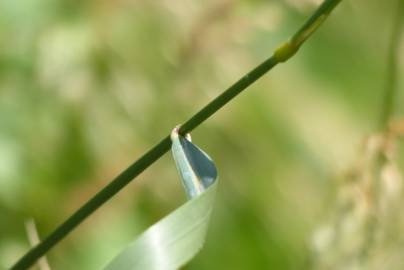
left=273, top=41, right=298, bottom=63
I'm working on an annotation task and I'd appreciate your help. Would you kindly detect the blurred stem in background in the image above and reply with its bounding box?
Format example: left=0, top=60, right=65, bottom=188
left=310, top=4, right=404, bottom=268
left=24, top=219, right=51, bottom=270
left=11, top=0, right=342, bottom=269
left=379, top=0, right=404, bottom=130
left=361, top=0, right=404, bottom=265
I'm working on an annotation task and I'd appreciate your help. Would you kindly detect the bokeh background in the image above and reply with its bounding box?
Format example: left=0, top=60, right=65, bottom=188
left=1, top=0, right=403, bottom=269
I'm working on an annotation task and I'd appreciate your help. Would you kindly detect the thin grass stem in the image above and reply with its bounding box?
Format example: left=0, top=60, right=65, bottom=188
left=10, top=1, right=343, bottom=269
left=379, top=0, right=404, bottom=129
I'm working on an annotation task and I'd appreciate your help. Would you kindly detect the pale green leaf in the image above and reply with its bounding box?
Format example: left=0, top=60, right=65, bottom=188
left=104, top=132, right=218, bottom=270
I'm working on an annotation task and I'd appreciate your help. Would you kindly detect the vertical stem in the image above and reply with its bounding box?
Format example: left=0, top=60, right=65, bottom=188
left=362, top=1, right=404, bottom=265
left=379, top=0, right=404, bottom=130
left=24, top=219, right=51, bottom=270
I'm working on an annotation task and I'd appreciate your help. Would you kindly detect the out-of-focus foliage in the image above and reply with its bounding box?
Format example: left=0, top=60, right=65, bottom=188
left=0, top=0, right=402, bottom=269
left=311, top=122, right=404, bottom=270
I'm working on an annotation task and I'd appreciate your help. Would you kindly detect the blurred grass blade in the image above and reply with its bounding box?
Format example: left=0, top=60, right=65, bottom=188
left=24, top=219, right=51, bottom=270
left=104, top=184, right=217, bottom=270
left=104, top=131, right=217, bottom=270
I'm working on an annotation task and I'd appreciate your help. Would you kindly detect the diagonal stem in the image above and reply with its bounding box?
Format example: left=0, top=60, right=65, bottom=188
left=10, top=0, right=343, bottom=269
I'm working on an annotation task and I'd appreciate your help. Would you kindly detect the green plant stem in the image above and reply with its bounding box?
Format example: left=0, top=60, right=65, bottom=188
left=11, top=1, right=342, bottom=269
left=379, top=0, right=404, bottom=130
left=361, top=0, right=404, bottom=265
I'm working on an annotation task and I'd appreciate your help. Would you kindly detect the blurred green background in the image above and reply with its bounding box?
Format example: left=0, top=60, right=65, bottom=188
left=1, top=0, right=403, bottom=269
